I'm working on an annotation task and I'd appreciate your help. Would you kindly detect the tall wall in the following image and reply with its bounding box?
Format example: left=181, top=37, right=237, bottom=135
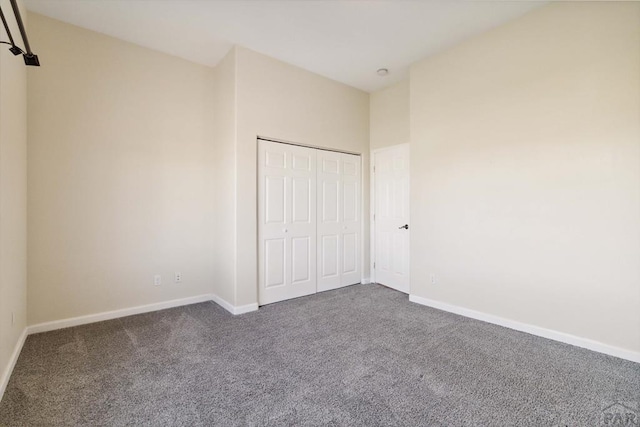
left=409, top=2, right=640, bottom=354
left=0, top=0, right=28, bottom=396
left=27, top=14, right=217, bottom=324
left=235, top=47, right=370, bottom=306
left=370, top=79, right=409, bottom=150
left=210, top=48, right=237, bottom=305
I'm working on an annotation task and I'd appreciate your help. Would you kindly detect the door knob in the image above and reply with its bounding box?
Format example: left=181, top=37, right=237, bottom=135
left=398, top=224, right=409, bottom=230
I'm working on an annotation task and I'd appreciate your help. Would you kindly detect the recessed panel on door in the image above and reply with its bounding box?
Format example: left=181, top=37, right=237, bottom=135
left=343, top=181, right=358, bottom=222
left=393, top=178, right=405, bottom=219
left=343, top=233, right=358, bottom=274
left=379, top=231, right=391, bottom=271
left=322, top=181, right=339, bottom=223
left=392, top=233, right=404, bottom=274
left=292, top=177, right=311, bottom=223
left=292, top=237, right=311, bottom=284
left=322, top=159, right=339, bottom=174
left=321, top=235, right=339, bottom=278
left=265, top=238, right=285, bottom=288
left=265, top=151, right=286, bottom=169
left=343, top=157, right=358, bottom=176
left=292, top=154, right=311, bottom=171
left=265, top=176, right=285, bottom=224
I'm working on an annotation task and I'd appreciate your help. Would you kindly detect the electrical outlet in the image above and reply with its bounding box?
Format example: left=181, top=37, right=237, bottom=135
left=430, top=274, right=437, bottom=285
left=175, top=272, right=182, bottom=283
left=154, top=274, right=162, bottom=286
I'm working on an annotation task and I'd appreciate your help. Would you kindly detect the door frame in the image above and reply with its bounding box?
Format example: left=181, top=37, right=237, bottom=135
left=370, top=143, right=410, bottom=290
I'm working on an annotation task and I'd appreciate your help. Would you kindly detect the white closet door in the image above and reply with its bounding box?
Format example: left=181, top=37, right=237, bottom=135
left=258, top=140, right=317, bottom=305
left=317, top=151, right=342, bottom=291
left=317, top=151, right=361, bottom=292
left=340, top=153, right=361, bottom=287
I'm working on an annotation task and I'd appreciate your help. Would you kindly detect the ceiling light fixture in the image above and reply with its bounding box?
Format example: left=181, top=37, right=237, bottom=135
left=0, top=6, right=22, bottom=55
left=0, top=0, right=40, bottom=66
left=376, top=68, right=389, bottom=77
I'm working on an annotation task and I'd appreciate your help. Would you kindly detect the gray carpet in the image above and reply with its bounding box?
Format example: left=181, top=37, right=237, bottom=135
left=0, top=284, right=638, bottom=426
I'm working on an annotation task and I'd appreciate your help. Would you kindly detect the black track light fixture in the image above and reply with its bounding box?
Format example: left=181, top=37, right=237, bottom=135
left=0, top=0, right=39, bottom=66
left=0, top=5, right=21, bottom=55
left=10, top=0, right=39, bottom=66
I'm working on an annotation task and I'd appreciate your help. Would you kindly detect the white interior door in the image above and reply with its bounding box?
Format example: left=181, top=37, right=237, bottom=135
left=317, top=150, right=361, bottom=292
left=339, top=153, right=362, bottom=287
left=373, top=144, right=410, bottom=293
left=258, top=140, right=317, bottom=305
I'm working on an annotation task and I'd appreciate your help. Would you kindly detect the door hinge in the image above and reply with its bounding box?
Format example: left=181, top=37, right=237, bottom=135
left=374, top=262, right=376, bottom=269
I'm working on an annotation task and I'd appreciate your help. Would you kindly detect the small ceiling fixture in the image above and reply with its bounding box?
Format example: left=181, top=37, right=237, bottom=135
left=376, top=68, right=389, bottom=77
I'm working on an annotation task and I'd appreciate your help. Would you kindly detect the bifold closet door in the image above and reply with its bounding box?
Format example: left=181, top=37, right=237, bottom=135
left=317, top=150, right=361, bottom=292
left=258, top=140, right=317, bottom=305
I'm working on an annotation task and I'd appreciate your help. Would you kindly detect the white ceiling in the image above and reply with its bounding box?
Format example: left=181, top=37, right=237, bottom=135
left=24, top=0, right=544, bottom=92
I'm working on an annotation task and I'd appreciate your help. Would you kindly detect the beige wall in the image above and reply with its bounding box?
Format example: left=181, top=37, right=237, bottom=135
left=410, top=2, right=640, bottom=353
left=235, top=47, right=370, bottom=306
left=0, top=0, right=28, bottom=392
left=24, top=17, right=370, bottom=319
left=211, top=48, right=237, bottom=304
left=370, top=79, right=409, bottom=150
left=27, top=14, right=217, bottom=324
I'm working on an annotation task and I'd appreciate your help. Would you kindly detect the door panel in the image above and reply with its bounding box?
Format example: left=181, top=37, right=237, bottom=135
left=320, top=235, right=339, bottom=278
left=259, top=140, right=317, bottom=305
left=292, top=177, right=311, bottom=223
left=265, top=151, right=285, bottom=169
left=343, top=181, right=358, bottom=222
left=374, top=144, right=410, bottom=293
left=322, top=158, right=339, bottom=174
left=265, top=176, right=285, bottom=224
left=291, top=237, right=311, bottom=284
left=340, top=153, right=361, bottom=287
left=264, top=238, right=285, bottom=288
left=292, top=153, right=311, bottom=171
left=343, top=233, right=358, bottom=274
left=317, top=151, right=343, bottom=292
left=343, top=159, right=358, bottom=176
left=317, top=150, right=361, bottom=292
left=322, top=181, right=339, bottom=223
left=379, top=231, right=391, bottom=271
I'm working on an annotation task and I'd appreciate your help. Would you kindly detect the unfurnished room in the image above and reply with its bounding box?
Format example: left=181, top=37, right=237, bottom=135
left=0, top=0, right=639, bottom=425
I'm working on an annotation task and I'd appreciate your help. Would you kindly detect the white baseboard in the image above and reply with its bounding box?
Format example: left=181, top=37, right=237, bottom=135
left=233, top=302, right=259, bottom=315
left=210, top=293, right=235, bottom=314
left=28, top=294, right=215, bottom=334
left=210, top=294, right=259, bottom=315
left=28, top=293, right=260, bottom=336
left=409, top=294, right=640, bottom=364
left=0, top=328, right=27, bottom=403
left=361, top=277, right=372, bottom=285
